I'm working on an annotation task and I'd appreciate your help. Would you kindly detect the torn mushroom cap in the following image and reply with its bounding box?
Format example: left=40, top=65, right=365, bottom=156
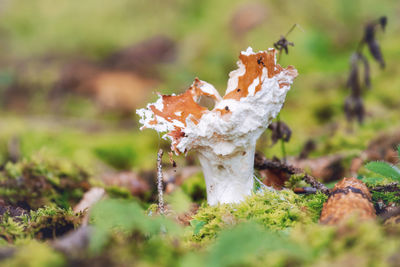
left=137, top=47, right=297, bottom=153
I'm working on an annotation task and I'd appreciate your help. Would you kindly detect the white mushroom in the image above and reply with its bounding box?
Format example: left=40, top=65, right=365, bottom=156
left=137, top=47, right=298, bottom=205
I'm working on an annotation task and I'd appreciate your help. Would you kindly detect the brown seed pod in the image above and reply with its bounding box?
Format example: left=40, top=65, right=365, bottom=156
left=320, top=177, right=376, bottom=225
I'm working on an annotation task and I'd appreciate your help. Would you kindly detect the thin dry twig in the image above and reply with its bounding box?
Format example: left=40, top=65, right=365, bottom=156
left=157, top=149, right=165, bottom=215
left=254, top=152, right=330, bottom=195
left=369, top=182, right=399, bottom=192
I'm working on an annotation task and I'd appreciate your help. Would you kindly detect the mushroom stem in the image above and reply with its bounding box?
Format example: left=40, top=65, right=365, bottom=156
left=198, top=146, right=255, bottom=205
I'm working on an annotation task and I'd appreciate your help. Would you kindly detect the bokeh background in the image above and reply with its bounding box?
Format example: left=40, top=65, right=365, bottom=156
left=0, top=0, right=399, bottom=179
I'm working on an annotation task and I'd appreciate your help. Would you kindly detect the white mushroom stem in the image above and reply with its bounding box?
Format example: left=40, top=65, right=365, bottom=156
left=137, top=47, right=297, bottom=205
left=197, top=146, right=255, bottom=205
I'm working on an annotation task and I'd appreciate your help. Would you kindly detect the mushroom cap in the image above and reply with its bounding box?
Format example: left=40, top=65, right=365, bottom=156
left=137, top=47, right=297, bottom=154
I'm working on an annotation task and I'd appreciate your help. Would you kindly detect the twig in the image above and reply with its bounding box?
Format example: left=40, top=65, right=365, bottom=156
left=369, top=182, right=399, bottom=192
left=254, top=152, right=330, bottom=195
left=284, top=23, right=303, bottom=38
left=157, top=149, right=165, bottom=215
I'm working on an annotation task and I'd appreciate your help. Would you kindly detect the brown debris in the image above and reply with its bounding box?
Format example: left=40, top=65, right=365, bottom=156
left=102, top=171, right=151, bottom=198
left=268, top=121, right=292, bottom=145
left=350, top=157, right=364, bottom=176
left=163, top=166, right=201, bottom=194
left=289, top=154, right=345, bottom=183
left=259, top=169, right=289, bottom=190
left=370, top=182, right=400, bottom=193
left=53, top=35, right=176, bottom=114
left=89, top=71, right=157, bottom=113
left=153, top=203, right=199, bottom=227
left=104, top=35, right=176, bottom=75
left=320, top=177, right=376, bottom=225
left=254, top=152, right=330, bottom=194
left=0, top=201, right=27, bottom=220
left=381, top=207, right=400, bottom=225
left=230, top=3, right=268, bottom=37
left=293, top=187, right=317, bottom=194
left=365, top=130, right=400, bottom=164
left=175, top=203, right=200, bottom=226
left=348, top=130, right=400, bottom=174
left=55, top=66, right=157, bottom=114
left=52, top=226, right=92, bottom=256
left=298, top=139, right=317, bottom=160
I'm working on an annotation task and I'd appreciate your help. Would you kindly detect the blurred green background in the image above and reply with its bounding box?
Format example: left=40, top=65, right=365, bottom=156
left=0, top=0, right=399, bottom=172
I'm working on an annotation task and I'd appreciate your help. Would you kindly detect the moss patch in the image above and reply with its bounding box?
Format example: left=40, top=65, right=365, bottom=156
left=0, top=156, right=91, bottom=210
left=290, top=220, right=400, bottom=266
left=0, top=206, right=83, bottom=243
left=371, top=189, right=400, bottom=204
left=0, top=241, right=64, bottom=267
left=189, top=189, right=324, bottom=242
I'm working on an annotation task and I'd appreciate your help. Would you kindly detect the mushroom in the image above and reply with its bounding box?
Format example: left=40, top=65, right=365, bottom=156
left=137, top=47, right=297, bottom=205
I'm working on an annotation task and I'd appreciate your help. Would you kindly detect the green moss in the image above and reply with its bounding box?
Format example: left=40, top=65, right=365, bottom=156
left=360, top=178, right=400, bottom=206
left=190, top=189, right=316, bottom=242
left=24, top=207, right=83, bottom=240
left=105, top=185, right=134, bottom=200
left=185, top=218, right=400, bottom=266
left=180, top=173, right=206, bottom=203
left=0, top=156, right=91, bottom=210
left=0, top=215, right=25, bottom=244
left=361, top=176, right=395, bottom=187
left=371, top=190, right=400, bottom=205
left=94, top=145, right=137, bottom=170
left=0, top=206, right=82, bottom=243
left=285, top=173, right=308, bottom=189
left=301, top=193, right=328, bottom=222
left=290, top=220, right=400, bottom=265
left=0, top=241, right=65, bottom=267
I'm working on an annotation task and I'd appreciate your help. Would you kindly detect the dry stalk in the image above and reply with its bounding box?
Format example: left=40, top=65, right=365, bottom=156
left=157, top=149, right=165, bottom=215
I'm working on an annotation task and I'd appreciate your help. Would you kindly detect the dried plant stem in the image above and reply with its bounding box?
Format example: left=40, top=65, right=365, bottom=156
left=370, top=182, right=399, bottom=192
left=254, top=153, right=330, bottom=195
left=157, top=149, right=165, bottom=215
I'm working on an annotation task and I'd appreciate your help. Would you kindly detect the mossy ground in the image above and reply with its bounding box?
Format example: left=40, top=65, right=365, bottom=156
left=0, top=0, right=400, bottom=266
left=0, top=156, right=91, bottom=210
left=1, top=206, right=83, bottom=244
left=189, top=190, right=326, bottom=243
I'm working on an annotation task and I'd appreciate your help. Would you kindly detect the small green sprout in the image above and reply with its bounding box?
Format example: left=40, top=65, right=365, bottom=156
left=364, top=144, right=400, bottom=182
